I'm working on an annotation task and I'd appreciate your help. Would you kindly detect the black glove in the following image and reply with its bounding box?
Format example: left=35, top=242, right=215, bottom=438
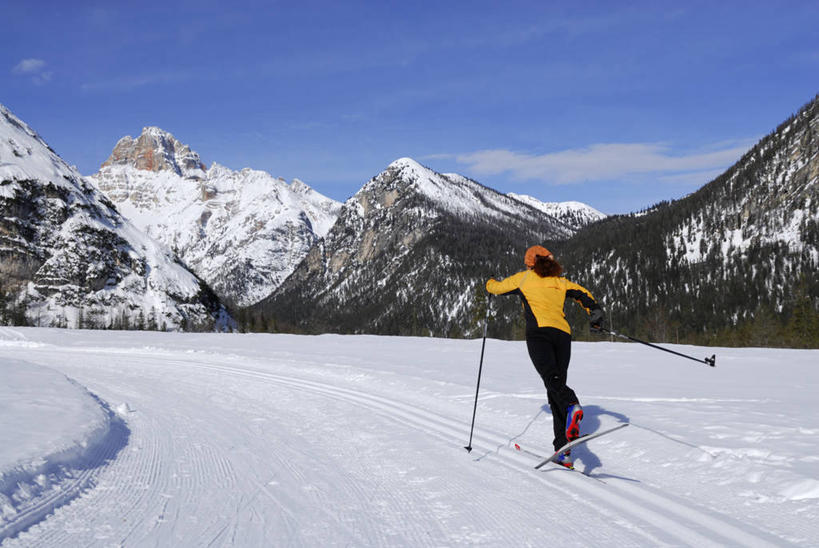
left=589, top=308, right=605, bottom=332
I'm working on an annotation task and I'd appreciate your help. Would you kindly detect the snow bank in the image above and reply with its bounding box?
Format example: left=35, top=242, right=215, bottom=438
left=0, top=357, right=128, bottom=540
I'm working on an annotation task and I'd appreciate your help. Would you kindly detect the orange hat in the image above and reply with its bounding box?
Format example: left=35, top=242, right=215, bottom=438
left=524, top=245, right=552, bottom=267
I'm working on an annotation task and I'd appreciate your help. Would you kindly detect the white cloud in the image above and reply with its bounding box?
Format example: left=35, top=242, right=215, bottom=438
left=455, top=140, right=756, bottom=185
left=33, top=72, right=53, bottom=85
left=12, top=58, right=52, bottom=85
left=13, top=58, right=46, bottom=74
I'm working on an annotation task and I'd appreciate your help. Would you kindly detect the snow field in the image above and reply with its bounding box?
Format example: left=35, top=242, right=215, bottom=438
left=0, top=327, right=817, bottom=546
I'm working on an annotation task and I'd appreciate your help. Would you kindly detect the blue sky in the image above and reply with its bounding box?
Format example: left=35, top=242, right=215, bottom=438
left=3, top=1, right=818, bottom=214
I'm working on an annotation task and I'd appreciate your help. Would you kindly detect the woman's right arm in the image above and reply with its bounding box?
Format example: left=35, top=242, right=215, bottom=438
left=485, top=271, right=527, bottom=295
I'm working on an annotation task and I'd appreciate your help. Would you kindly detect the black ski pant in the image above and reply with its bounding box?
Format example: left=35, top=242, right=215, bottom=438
left=526, top=327, right=579, bottom=450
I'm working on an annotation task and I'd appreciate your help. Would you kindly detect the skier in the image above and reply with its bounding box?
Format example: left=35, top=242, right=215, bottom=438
left=486, top=245, right=604, bottom=468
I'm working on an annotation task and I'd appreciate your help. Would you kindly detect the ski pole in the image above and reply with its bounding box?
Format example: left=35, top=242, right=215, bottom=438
left=600, top=327, right=716, bottom=367
left=465, top=295, right=492, bottom=452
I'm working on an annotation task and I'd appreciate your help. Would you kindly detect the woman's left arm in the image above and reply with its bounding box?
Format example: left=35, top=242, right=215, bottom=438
left=565, top=280, right=600, bottom=314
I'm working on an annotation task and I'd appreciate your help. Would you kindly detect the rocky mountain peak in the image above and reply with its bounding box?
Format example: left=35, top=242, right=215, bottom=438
left=0, top=105, right=231, bottom=330
left=101, top=126, right=206, bottom=180
left=353, top=158, right=574, bottom=238
left=91, top=141, right=342, bottom=308
left=387, top=156, right=427, bottom=174
left=381, top=157, right=440, bottom=191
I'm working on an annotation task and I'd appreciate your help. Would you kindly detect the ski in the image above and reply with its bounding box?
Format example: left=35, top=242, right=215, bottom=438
left=534, top=423, right=629, bottom=470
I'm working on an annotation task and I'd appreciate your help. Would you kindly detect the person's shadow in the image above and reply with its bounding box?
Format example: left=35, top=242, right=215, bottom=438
left=542, top=403, right=638, bottom=481
left=478, top=404, right=638, bottom=483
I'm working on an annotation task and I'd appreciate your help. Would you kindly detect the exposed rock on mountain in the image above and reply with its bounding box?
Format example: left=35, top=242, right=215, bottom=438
left=0, top=105, right=231, bottom=330
left=250, top=158, right=574, bottom=337
left=102, top=126, right=206, bottom=179
left=91, top=128, right=341, bottom=307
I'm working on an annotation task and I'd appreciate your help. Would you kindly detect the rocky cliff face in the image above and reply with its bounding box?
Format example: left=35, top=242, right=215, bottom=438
left=101, top=127, right=206, bottom=179
left=250, top=158, right=574, bottom=337
left=0, top=105, right=231, bottom=330
left=91, top=129, right=341, bottom=307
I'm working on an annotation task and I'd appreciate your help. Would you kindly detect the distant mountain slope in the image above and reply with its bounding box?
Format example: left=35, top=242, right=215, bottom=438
left=90, top=128, right=341, bottom=307
left=0, top=105, right=230, bottom=330
left=507, top=193, right=606, bottom=230
left=249, top=158, right=574, bottom=337
left=560, top=95, right=819, bottom=347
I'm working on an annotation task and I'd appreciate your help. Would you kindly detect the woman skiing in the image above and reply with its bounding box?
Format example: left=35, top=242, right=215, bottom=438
left=486, top=245, right=604, bottom=468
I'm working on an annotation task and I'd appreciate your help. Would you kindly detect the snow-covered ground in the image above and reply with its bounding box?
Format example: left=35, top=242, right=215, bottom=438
left=1, top=326, right=817, bottom=546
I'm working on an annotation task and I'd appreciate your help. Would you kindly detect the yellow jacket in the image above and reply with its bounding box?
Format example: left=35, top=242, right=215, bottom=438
left=486, top=270, right=599, bottom=334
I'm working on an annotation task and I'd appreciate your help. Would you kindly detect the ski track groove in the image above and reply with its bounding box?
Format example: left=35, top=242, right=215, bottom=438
left=185, top=358, right=784, bottom=547
left=154, top=358, right=473, bottom=546
left=107, top=415, right=166, bottom=546
left=199, top=361, right=517, bottom=542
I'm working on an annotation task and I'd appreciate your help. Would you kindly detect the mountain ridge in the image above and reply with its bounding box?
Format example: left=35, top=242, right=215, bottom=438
left=559, top=94, right=819, bottom=347
left=507, top=192, right=607, bottom=230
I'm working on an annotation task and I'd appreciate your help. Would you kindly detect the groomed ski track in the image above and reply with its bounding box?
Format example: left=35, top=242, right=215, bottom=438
left=0, top=329, right=805, bottom=546
left=160, top=360, right=784, bottom=547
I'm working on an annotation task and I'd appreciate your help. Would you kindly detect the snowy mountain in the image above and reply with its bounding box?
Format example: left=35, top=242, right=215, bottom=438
left=250, top=158, right=574, bottom=337
left=90, top=128, right=341, bottom=307
left=508, top=193, right=606, bottom=230
left=561, top=94, right=819, bottom=347
left=0, top=105, right=231, bottom=330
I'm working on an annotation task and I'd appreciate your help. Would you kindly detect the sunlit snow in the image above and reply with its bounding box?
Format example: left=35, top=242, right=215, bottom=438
left=1, top=327, right=817, bottom=546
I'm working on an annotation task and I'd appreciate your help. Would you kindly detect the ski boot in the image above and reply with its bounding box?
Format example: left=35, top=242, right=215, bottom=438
left=555, top=450, right=574, bottom=469
left=566, top=403, right=584, bottom=441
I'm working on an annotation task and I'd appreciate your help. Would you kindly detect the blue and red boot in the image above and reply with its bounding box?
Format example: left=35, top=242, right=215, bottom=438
left=566, top=403, right=584, bottom=441
left=555, top=450, right=574, bottom=469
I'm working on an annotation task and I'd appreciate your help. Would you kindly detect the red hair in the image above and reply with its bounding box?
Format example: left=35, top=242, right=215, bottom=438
left=533, top=255, right=563, bottom=277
